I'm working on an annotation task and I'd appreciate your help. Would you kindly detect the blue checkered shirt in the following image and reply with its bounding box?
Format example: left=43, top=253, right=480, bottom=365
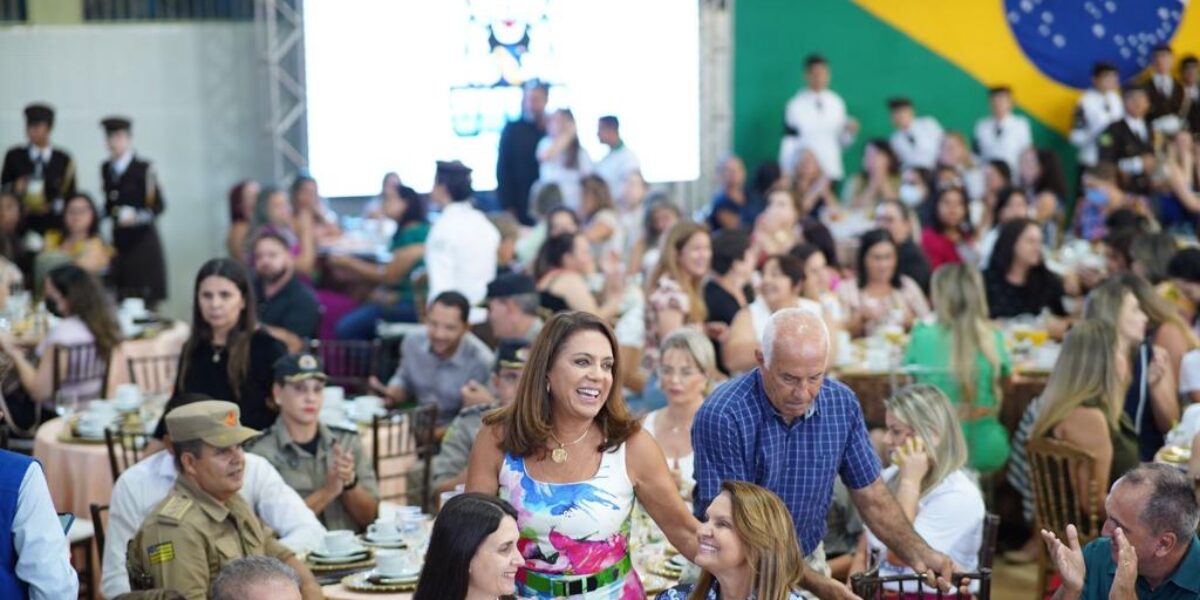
left=692, top=369, right=881, bottom=556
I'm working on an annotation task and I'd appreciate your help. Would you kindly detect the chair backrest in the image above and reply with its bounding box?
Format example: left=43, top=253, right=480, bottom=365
left=53, top=342, right=110, bottom=403
left=103, top=426, right=151, bottom=483
left=309, top=339, right=381, bottom=395
left=90, top=503, right=108, bottom=562
left=979, top=513, right=1001, bottom=570
left=126, top=354, right=180, bottom=397
left=372, top=404, right=439, bottom=510
left=1026, top=437, right=1102, bottom=545
left=851, top=569, right=992, bottom=600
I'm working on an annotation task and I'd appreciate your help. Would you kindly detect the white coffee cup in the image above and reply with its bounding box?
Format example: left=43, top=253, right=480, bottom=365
left=121, top=297, right=146, bottom=316
left=354, top=395, right=383, bottom=416
left=323, top=386, right=345, bottom=406
left=115, top=384, right=142, bottom=409
left=368, top=518, right=401, bottom=541
left=374, top=549, right=414, bottom=577
left=323, top=530, right=356, bottom=555
left=394, top=505, right=421, bottom=520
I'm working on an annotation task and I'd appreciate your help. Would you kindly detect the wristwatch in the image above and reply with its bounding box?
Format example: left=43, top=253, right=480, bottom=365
left=343, top=475, right=358, bottom=491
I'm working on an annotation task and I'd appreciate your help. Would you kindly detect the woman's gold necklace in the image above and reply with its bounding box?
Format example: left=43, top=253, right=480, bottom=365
left=549, top=425, right=591, bottom=464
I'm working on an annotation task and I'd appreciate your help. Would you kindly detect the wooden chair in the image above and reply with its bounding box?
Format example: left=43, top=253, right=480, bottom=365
left=309, top=339, right=381, bottom=396
left=65, top=512, right=96, bottom=599
left=126, top=354, right=180, bottom=397
left=372, top=404, right=439, bottom=510
left=90, top=504, right=108, bottom=564
left=103, top=426, right=151, bottom=483
left=1026, top=437, right=1102, bottom=600
left=851, top=569, right=992, bottom=600
left=52, top=343, right=110, bottom=404
left=979, top=513, right=1001, bottom=570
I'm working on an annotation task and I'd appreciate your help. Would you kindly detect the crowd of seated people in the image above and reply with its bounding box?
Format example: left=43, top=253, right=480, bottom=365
left=3, top=43, right=1200, bottom=600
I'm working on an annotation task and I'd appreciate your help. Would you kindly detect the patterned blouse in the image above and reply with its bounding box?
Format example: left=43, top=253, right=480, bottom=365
left=655, top=582, right=806, bottom=599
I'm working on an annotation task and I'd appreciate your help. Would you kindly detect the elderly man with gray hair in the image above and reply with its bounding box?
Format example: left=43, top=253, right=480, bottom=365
left=1042, top=463, right=1200, bottom=600
left=211, top=556, right=300, bottom=600
left=692, top=308, right=958, bottom=599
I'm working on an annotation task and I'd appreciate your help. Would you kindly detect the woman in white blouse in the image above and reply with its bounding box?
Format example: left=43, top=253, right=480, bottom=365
left=850, top=384, right=985, bottom=593
left=536, top=109, right=593, bottom=210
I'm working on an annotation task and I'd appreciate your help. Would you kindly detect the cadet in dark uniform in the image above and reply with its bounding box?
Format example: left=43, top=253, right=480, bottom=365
left=101, top=117, right=168, bottom=306
left=246, top=354, right=379, bottom=532
left=1098, top=86, right=1156, bottom=196
left=1, top=103, right=77, bottom=234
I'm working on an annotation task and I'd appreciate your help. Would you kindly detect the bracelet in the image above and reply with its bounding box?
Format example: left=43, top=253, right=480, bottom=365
left=343, top=475, right=358, bottom=491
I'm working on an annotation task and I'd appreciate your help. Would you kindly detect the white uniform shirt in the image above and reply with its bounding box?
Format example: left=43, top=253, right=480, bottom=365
left=1069, top=89, right=1123, bottom=167
left=890, top=116, right=945, bottom=170
left=973, top=113, right=1033, bottom=172
left=780, top=88, right=855, bottom=179
left=425, top=201, right=501, bottom=306
left=594, top=144, right=641, bottom=203
left=15, top=461, right=78, bottom=599
left=101, top=451, right=326, bottom=599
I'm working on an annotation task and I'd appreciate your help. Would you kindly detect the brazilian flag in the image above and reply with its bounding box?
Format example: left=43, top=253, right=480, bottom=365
left=734, top=0, right=1200, bottom=186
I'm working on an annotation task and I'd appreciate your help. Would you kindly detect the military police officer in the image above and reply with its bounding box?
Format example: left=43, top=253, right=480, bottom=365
left=1, top=103, right=77, bottom=234
left=126, top=400, right=321, bottom=600
left=246, top=354, right=379, bottom=531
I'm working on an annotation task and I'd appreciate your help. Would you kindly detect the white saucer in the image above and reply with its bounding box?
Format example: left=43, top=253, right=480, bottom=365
left=346, top=407, right=386, bottom=424
left=373, top=568, right=420, bottom=582
left=310, top=544, right=368, bottom=559
left=309, top=550, right=370, bottom=565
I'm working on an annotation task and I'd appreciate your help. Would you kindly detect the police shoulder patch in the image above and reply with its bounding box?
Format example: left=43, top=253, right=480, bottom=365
left=147, top=542, right=175, bottom=565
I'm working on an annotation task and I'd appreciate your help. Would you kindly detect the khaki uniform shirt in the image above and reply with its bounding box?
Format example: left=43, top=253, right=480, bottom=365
left=126, top=476, right=293, bottom=600
left=247, top=421, right=378, bottom=531
left=432, top=402, right=497, bottom=486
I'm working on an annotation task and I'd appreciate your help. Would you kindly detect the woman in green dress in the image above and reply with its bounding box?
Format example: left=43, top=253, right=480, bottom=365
left=903, top=263, right=1011, bottom=473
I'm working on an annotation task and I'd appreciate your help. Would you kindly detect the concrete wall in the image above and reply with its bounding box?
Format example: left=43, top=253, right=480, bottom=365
left=0, top=22, right=270, bottom=318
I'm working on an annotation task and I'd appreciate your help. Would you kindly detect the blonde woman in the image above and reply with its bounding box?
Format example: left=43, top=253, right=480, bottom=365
left=656, top=481, right=809, bottom=600
left=579, top=174, right=624, bottom=260
left=902, top=264, right=1011, bottom=473
left=1004, top=320, right=1137, bottom=563
left=1084, top=279, right=1179, bottom=461
left=1113, top=273, right=1199, bottom=393
left=1032, top=320, right=1137, bottom=513
left=849, top=385, right=984, bottom=593
left=644, top=329, right=718, bottom=499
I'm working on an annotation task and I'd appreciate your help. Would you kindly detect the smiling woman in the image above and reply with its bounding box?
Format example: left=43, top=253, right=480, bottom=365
left=656, top=481, right=808, bottom=600
left=466, top=311, right=700, bottom=599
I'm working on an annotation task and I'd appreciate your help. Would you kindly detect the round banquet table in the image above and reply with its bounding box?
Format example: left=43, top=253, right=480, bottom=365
left=33, top=417, right=116, bottom=518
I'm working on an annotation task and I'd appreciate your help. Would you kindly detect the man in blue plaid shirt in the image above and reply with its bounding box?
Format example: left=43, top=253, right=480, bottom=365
left=693, top=309, right=958, bottom=598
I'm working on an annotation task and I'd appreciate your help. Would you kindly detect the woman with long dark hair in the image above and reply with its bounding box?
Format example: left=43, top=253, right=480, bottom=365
left=174, top=258, right=285, bottom=430
left=537, top=109, right=593, bottom=210
left=0, top=264, right=121, bottom=433
left=412, top=493, right=523, bottom=600
left=983, top=218, right=1069, bottom=337
left=42, top=192, right=111, bottom=275
left=331, top=184, right=431, bottom=338
left=838, top=228, right=929, bottom=337
left=920, top=186, right=976, bottom=269
left=225, top=179, right=260, bottom=260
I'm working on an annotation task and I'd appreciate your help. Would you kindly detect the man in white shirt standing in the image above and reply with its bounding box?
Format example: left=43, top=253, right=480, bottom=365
left=973, top=86, right=1033, bottom=173
left=424, top=160, right=500, bottom=306
left=887, top=97, right=944, bottom=170
left=101, top=393, right=325, bottom=600
left=593, top=115, right=640, bottom=203
left=779, top=54, right=859, bottom=181
left=1070, top=62, right=1124, bottom=172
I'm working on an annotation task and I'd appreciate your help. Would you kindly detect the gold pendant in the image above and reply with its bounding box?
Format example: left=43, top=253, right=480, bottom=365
left=551, top=447, right=568, bottom=463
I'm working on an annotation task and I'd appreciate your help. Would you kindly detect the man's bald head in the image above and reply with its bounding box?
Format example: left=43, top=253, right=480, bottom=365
left=761, top=308, right=830, bottom=368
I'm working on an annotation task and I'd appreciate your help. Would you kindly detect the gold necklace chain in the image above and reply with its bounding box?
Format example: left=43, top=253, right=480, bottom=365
left=549, top=425, right=591, bottom=464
